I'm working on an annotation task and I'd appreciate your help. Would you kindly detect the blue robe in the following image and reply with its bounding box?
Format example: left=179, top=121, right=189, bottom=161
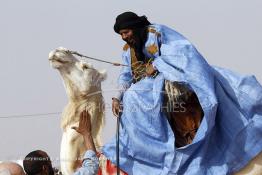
left=102, top=24, right=262, bottom=175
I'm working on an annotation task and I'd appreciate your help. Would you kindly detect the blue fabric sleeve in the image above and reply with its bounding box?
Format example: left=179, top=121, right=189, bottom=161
left=152, top=40, right=212, bottom=84
left=73, top=150, right=99, bottom=175
left=152, top=41, right=190, bottom=82
left=115, top=50, right=133, bottom=100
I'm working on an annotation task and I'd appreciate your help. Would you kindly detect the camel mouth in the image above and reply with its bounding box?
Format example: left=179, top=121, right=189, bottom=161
left=49, top=57, right=70, bottom=64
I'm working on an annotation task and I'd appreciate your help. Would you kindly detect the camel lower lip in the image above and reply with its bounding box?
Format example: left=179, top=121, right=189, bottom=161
left=49, top=58, right=68, bottom=64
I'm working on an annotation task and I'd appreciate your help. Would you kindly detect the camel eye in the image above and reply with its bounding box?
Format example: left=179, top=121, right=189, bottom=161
left=82, top=64, right=88, bottom=69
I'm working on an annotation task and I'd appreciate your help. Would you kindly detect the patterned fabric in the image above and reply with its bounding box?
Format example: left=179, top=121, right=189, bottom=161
left=103, top=24, right=262, bottom=175
left=97, top=154, right=128, bottom=175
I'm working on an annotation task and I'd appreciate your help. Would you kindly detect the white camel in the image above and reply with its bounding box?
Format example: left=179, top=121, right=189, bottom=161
left=49, top=47, right=106, bottom=175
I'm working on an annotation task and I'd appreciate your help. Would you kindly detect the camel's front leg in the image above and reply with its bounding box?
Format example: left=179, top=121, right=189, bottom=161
left=60, top=126, right=85, bottom=175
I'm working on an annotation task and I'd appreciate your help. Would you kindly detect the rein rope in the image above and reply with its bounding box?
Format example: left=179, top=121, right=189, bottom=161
left=68, top=50, right=129, bottom=67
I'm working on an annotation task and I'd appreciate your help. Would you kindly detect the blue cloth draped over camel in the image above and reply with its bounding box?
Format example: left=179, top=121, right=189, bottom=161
left=102, top=24, right=262, bottom=175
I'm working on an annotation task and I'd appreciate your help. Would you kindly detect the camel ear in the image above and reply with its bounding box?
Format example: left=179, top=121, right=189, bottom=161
left=98, top=70, right=107, bottom=81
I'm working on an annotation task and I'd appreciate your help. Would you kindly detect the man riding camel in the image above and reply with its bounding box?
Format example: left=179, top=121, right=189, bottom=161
left=103, top=11, right=262, bottom=175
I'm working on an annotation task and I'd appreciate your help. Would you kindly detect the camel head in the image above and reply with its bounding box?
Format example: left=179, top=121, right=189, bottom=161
left=48, top=47, right=107, bottom=99
left=48, top=47, right=78, bottom=69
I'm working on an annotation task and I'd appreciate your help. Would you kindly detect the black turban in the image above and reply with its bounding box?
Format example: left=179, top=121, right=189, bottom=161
left=114, top=11, right=151, bottom=34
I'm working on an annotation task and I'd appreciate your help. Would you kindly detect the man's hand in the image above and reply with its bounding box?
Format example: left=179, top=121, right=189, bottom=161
left=146, top=63, right=157, bottom=76
left=112, top=98, right=121, bottom=117
left=72, top=110, right=92, bottom=136
left=72, top=110, right=96, bottom=152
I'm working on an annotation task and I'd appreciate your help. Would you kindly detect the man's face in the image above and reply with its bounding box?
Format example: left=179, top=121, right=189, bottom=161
left=119, top=29, right=136, bottom=46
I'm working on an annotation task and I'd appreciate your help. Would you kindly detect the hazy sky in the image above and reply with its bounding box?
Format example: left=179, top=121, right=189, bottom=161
left=0, top=0, right=261, bottom=166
